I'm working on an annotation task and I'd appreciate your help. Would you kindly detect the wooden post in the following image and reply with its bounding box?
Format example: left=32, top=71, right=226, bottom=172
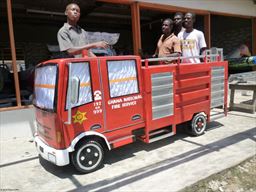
left=204, top=13, right=211, bottom=48
left=252, top=17, right=256, bottom=55
left=7, top=0, right=21, bottom=106
left=131, top=2, right=141, bottom=55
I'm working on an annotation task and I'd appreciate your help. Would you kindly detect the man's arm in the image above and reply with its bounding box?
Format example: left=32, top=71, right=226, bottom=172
left=171, top=37, right=182, bottom=57
left=199, top=31, right=207, bottom=55
left=200, top=47, right=207, bottom=55
left=57, top=30, right=108, bottom=56
left=66, top=41, right=109, bottom=56
left=167, top=52, right=181, bottom=57
left=88, top=50, right=97, bottom=57
left=152, top=47, right=159, bottom=58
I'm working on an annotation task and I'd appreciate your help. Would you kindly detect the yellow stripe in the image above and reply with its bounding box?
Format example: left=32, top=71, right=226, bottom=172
left=56, top=131, right=62, bottom=143
left=35, top=84, right=55, bottom=89
left=110, top=77, right=137, bottom=83
left=80, top=82, right=90, bottom=87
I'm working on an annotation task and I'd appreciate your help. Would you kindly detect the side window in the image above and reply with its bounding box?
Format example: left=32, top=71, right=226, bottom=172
left=107, top=60, right=139, bottom=98
left=66, top=62, right=92, bottom=109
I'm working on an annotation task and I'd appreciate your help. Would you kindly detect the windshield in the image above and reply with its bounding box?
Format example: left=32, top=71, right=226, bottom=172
left=34, top=65, right=57, bottom=110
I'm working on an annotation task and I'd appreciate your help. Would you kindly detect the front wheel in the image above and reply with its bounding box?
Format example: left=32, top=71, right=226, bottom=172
left=189, top=113, right=207, bottom=136
left=71, top=140, right=104, bottom=173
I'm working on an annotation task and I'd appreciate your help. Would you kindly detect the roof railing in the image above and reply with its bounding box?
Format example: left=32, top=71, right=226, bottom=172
left=142, top=48, right=223, bottom=68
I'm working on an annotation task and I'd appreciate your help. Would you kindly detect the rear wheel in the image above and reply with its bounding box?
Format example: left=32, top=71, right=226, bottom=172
left=71, top=140, right=104, bottom=173
left=188, top=113, right=207, bottom=136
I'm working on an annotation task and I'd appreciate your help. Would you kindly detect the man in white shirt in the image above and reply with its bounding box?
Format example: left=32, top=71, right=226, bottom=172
left=178, top=12, right=207, bottom=63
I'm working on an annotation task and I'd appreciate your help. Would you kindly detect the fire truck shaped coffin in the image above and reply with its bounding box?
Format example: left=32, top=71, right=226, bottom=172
left=33, top=52, right=228, bottom=173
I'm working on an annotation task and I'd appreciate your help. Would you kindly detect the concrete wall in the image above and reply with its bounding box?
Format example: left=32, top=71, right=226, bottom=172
left=0, top=108, right=36, bottom=139
left=138, top=0, right=256, bottom=17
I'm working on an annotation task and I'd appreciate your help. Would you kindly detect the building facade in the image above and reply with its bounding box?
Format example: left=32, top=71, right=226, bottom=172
left=1, top=0, right=256, bottom=111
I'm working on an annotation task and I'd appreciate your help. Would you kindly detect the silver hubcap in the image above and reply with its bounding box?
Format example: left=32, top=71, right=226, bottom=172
left=77, top=143, right=102, bottom=171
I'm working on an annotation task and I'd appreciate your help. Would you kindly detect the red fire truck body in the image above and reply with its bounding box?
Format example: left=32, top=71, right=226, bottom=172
left=34, top=55, right=228, bottom=173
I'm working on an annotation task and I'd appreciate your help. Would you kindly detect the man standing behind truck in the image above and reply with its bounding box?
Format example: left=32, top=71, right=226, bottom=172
left=57, top=3, right=108, bottom=58
left=153, top=18, right=181, bottom=60
left=178, top=12, right=207, bottom=63
left=173, top=12, right=185, bottom=36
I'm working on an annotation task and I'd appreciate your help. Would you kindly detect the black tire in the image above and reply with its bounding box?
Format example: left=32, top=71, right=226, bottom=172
left=189, top=113, right=207, bottom=136
left=71, top=140, right=104, bottom=173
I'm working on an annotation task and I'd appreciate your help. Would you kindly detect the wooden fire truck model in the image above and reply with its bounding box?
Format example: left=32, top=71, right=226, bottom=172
left=34, top=50, right=228, bottom=173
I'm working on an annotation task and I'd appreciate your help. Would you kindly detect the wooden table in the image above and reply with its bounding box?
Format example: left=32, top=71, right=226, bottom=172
left=229, top=82, right=256, bottom=114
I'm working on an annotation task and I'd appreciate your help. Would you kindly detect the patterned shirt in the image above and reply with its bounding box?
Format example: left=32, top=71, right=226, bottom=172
left=178, top=29, right=206, bottom=63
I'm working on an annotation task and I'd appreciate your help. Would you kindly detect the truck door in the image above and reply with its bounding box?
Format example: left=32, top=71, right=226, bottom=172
left=99, top=56, right=145, bottom=131
left=62, top=58, right=105, bottom=143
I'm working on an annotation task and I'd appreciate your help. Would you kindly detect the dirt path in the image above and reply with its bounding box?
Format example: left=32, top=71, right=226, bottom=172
left=180, top=155, right=256, bottom=192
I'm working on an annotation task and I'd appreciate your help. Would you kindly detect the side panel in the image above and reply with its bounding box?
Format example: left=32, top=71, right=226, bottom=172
left=142, top=65, right=176, bottom=130
left=35, top=109, right=61, bottom=149
left=211, top=66, right=225, bottom=108
left=175, top=63, right=211, bottom=124
left=209, top=61, right=229, bottom=117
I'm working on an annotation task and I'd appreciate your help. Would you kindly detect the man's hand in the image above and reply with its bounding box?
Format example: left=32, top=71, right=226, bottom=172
left=93, top=41, right=109, bottom=49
